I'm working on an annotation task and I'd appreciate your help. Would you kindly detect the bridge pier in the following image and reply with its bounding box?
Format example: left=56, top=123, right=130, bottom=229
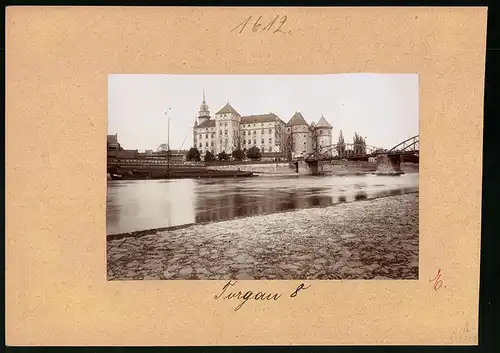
left=376, top=154, right=402, bottom=173
left=304, top=160, right=323, bottom=175
left=388, top=155, right=402, bottom=172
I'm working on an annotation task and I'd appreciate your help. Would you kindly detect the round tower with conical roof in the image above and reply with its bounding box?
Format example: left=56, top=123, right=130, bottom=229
left=285, top=111, right=312, bottom=158
left=314, top=114, right=333, bottom=155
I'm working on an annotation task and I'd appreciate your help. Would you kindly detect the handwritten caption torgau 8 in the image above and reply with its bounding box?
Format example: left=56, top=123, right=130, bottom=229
left=214, top=280, right=310, bottom=311
left=231, top=15, right=292, bottom=35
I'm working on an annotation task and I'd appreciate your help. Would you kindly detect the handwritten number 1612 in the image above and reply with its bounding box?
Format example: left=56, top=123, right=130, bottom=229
left=232, top=15, right=291, bottom=35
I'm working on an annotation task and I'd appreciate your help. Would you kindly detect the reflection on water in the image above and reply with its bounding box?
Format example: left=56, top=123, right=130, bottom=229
left=107, top=173, right=419, bottom=235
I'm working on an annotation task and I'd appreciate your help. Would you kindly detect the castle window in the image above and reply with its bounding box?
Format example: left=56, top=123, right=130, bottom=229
left=199, top=143, right=202, bottom=148
left=253, top=139, right=256, bottom=144
left=224, top=130, right=228, bottom=135
left=253, top=130, right=256, bottom=135
left=211, top=142, right=214, bottom=146
left=269, top=129, right=272, bottom=134
left=261, top=123, right=264, bottom=126
left=261, top=129, right=264, bottom=134
left=320, top=130, right=323, bottom=134
left=253, top=124, right=255, bottom=127
left=219, top=130, right=222, bottom=135
left=199, top=135, right=202, bottom=139
left=269, top=138, right=272, bottom=143
left=268, top=147, right=272, bottom=152
left=243, top=131, right=246, bottom=136
left=211, top=133, right=214, bottom=138
left=261, top=139, right=264, bottom=144
left=205, top=142, right=208, bottom=147
left=205, top=134, right=208, bottom=138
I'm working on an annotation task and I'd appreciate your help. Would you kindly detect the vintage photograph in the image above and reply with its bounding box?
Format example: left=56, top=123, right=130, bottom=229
left=107, top=74, right=419, bottom=281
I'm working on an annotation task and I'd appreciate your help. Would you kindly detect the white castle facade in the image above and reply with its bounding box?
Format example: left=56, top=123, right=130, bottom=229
left=193, top=92, right=334, bottom=159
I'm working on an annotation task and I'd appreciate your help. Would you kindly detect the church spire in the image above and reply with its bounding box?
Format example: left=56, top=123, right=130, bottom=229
left=198, top=89, right=210, bottom=118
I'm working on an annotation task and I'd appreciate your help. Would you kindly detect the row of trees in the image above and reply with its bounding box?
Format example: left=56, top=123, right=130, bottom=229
left=186, top=146, right=262, bottom=162
left=335, top=130, right=367, bottom=156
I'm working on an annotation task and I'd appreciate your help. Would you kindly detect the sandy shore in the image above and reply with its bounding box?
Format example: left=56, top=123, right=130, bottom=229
left=107, top=193, right=418, bottom=281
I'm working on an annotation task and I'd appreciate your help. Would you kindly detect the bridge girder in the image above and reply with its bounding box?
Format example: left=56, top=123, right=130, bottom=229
left=302, top=135, right=419, bottom=162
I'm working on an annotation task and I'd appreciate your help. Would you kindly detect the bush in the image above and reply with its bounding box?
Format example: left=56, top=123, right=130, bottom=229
left=246, top=146, right=261, bottom=160
left=204, top=151, right=216, bottom=162
left=187, top=147, right=201, bottom=161
left=232, top=149, right=245, bottom=161
left=217, top=151, right=230, bottom=161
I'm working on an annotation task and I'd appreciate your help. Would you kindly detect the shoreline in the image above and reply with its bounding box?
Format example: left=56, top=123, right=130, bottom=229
left=107, top=190, right=418, bottom=241
left=107, top=192, right=419, bottom=281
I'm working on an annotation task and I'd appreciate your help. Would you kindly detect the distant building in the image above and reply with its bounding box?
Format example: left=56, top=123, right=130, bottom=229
left=107, top=134, right=122, bottom=151
left=192, top=91, right=334, bottom=159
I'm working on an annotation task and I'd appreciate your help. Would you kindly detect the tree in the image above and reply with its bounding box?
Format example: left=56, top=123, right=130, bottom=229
left=232, top=149, right=245, bottom=161
left=186, top=147, right=201, bottom=161
left=204, top=151, right=216, bottom=162
left=282, top=129, right=293, bottom=160
left=336, top=130, right=346, bottom=157
left=157, top=143, right=169, bottom=152
left=246, top=146, right=261, bottom=160
left=217, top=151, right=230, bottom=161
left=233, top=128, right=241, bottom=151
left=353, top=132, right=367, bottom=155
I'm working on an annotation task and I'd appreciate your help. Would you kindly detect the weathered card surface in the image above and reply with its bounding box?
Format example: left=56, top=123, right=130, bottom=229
left=6, top=6, right=486, bottom=346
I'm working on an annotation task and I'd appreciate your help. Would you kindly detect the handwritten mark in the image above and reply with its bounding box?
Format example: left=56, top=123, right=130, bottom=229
left=290, top=283, right=311, bottom=298
left=231, top=15, right=292, bottom=35
left=214, top=280, right=312, bottom=311
left=214, top=280, right=282, bottom=311
left=430, top=269, right=445, bottom=290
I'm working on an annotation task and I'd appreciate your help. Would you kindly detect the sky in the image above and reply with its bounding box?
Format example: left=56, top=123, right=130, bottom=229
left=108, top=74, right=419, bottom=152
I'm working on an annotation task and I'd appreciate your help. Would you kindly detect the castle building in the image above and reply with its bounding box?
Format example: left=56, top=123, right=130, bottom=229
left=192, top=92, right=333, bottom=159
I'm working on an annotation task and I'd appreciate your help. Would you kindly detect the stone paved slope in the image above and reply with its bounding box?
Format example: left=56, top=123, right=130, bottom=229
left=107, top=193, right=418, bottom=281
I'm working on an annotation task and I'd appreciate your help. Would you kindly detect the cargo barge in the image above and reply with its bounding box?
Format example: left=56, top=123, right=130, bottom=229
left=107, top=166, right=255, bottom=180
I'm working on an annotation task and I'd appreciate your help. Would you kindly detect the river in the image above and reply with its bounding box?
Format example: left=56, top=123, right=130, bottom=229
left=106, top=173, right=419, bottom=235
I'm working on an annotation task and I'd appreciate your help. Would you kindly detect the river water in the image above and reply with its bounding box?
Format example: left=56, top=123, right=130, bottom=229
left=106, top=173, right=419, bottom=235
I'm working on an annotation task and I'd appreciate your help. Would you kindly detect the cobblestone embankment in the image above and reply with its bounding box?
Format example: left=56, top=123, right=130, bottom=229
left=107, top=193, right=419, bottom=281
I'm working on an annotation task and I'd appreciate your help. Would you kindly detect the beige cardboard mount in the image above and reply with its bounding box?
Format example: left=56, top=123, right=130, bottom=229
left=6, top=6, right=486, bottom=346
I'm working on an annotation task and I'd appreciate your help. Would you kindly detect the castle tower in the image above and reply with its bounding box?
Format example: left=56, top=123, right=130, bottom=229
left=197, top=89, right=211, bottom=125
left=285, top=112, right=311, bottom=158
left=314, top=114, right=333, bottom=155
left=214, top=101, right=241, bottom=154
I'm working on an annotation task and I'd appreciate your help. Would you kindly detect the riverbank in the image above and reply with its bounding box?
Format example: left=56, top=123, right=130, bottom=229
left=107, top=193, right=418, bottom=281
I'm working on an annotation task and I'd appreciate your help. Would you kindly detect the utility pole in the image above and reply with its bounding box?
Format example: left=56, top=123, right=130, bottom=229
left=166, top=108, right=171, bottom=178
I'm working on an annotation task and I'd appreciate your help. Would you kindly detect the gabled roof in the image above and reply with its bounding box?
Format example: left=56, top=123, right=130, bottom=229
left=241, top=113, right=285, bottom=125
left=286, top=112, right=309, bottom=127
left=216, top=102, right=240, bottom=116
left=197, top=119, right=216, bottom=128
left=315, top=115, right=333, bottom=129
